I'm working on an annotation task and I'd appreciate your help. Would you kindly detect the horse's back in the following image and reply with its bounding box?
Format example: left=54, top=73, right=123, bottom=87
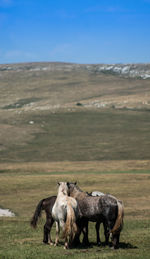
left=43, top=196, right=56, bottom=212
left=77, top=196, right=103, bottom=219
left=76, top=194, right=118, bottom=221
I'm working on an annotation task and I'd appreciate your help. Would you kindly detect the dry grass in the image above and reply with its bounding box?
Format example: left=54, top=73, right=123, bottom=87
left=0, top=167, right=150, bottom=259
left=1, top=63, right=150, bottom=111
left=1, top=62, right=150, bottom=164
left=0, top=167, right=150, bottom=219
left=1, top=160, right=150, bottom=173
left=0, top=63, right=150, bottom=258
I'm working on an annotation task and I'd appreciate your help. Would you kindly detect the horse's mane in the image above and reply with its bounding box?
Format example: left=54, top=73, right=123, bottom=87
left=74, top=184, right=84, bottom=192
left=72, top=184, right=88, bottom=200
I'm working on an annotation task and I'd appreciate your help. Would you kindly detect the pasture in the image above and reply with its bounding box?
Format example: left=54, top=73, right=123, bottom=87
left=0, top=63, right=150, bottom=258
left=0, top=166, right=150, bottom=259
left=1, top=109, right=150, bottom=163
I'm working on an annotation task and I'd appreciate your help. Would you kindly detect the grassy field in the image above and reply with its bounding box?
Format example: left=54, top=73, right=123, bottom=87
left=0, top=62, right=150, bottom=163
left=0, top=62, right=150, bottom=258
left=0, top=168, right=150, bottom=259
left=1, top=109, right=150, bottom=163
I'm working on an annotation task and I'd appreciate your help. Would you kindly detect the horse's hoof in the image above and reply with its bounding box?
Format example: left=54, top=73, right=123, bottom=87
left=64, top=244, right=69, bottom=249
left=97, top=242, right=101, bottom=247
left=50, top=242, right=54, bottom=246
left=64, top=246, right=68, bottom=249
left=43, top=240, right=48, bottom=244
left=111, top=246, right=118, bottom=250
left=113, top=246, right=119, bottom=250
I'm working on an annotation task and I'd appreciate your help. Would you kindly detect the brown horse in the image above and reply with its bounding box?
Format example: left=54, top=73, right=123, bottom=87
left=30, top=196, right=56, bottom=245
left=67, top=182, right=124, bottom=249
left=30, top=195, right=87, bottom=247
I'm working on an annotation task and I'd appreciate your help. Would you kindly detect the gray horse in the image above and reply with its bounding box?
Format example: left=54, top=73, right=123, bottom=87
left=67, top=182, right=124, bottom=249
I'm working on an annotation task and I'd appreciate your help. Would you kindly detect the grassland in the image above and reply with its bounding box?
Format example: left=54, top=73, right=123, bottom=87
left=0, top=62, right=150, bottom=258
left=1, top=109, right=150, bottom=163
left=0, top=62, right=150, bottom=163
left=0, top=169, right=150, bottom=259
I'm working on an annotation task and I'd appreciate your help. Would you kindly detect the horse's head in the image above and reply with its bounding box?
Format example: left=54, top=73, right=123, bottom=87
left=57, top=182, right=69, bottom=195
left=66, top=182, right=78, bottom=196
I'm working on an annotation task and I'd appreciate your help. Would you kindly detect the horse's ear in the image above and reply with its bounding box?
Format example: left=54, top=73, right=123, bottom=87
left=74, top=182, right=77, bottom=185
left=57, top=182, right=60, bottom=186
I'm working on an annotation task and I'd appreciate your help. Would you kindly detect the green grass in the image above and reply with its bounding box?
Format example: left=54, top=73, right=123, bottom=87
left=0, top=219, right=150, bottom=259
left=0, top=170, right=150, bottom=259
left=1, top=109, right=150, bottom=162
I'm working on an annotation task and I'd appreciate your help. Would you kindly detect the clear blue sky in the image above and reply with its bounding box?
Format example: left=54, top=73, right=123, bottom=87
left=0, top=0, right=150, bottom=64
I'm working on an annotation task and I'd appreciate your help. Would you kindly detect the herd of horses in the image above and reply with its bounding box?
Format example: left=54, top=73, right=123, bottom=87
left=31, top=182, right=124, bottom=249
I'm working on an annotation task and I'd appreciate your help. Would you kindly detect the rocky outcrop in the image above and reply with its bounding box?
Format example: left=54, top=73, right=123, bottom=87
left=0, top=62, right=150, bottom=79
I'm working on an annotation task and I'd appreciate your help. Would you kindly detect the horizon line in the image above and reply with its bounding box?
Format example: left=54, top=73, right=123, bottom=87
left=0, top=60, right=150, bottom=66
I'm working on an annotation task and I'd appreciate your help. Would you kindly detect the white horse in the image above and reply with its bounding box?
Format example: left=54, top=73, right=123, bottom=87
left=52, top=182, right=78, bottom=249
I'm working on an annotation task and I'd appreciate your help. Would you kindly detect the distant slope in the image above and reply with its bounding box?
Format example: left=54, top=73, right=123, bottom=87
left=0, top=62, right=150, bottom=163
left=0, top=62, right=150, bottom=111
left=1, top=62, right=150, bottom=79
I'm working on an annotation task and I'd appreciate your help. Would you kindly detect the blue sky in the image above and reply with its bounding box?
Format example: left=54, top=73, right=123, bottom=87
left=0, top=0, right=150, bottom=64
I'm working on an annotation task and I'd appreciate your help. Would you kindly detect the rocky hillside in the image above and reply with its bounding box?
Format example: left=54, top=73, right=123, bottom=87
left=0, top=62, right=150, bottom=79
left=0, top=62, right=150, bottom=163
left=0, top=62, right=150, bottom=113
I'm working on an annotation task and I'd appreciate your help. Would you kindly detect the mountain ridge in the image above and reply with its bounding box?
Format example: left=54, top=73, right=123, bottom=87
left=0, top=62, right=150, bottom=79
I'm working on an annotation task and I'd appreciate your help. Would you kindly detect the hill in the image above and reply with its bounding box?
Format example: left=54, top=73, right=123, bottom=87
left=0, top=62, right=150, bottom=111
left=0, top=62, right=150, bottom=165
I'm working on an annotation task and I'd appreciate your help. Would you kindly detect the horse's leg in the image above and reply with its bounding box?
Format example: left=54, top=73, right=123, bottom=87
left=103, top=221, right=109, bottom=246
left=61, top=220, right=69, bottom=249
left=95, top=221, right=101, bottom=246
left=43, top=217, right=54, bottom=245
left=72, top=218, right=81, bottom=247
left=49, top=217, right=55, bottom=246
left=64, top=236, right=69, bottom=249
left=82, top=219, right=90, bottom=246
left=111, top=233, right=120, bottom=249
left=59, top=219, right=69, bottom=249
left=54, top=221, right=60, bottom=246
left=43, top=222, right=49, bottom=244
left=107, top=218, right=118, bottom=249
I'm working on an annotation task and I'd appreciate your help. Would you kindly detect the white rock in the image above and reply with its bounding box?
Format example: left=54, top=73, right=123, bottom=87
left=29, top=121, right=34, bottom=124
left=0, top=208, right=15, bottom=217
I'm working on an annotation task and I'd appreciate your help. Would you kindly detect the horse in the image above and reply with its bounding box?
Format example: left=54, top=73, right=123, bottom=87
left=67, top=182, right=124, bottom=249
left=30, top=195, right=86, bottom=247
left=85, top=190, right=107, bottom=246
left=88, top=191, right=109, bottom=246
left=30, top=194, right=99, bottom=247
left=30, top=196, right=56, bottom=245
left=52, top=182, right=78, bottom=249
left=90, top=191, right=123, bottom=246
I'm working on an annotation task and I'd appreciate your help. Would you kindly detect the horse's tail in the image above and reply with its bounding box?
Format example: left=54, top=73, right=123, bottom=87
left=63, top=202, right=78, bottom=243
left=110, top=200, right=124, bottom=235
left=30, top=199, right=45, bottom=228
